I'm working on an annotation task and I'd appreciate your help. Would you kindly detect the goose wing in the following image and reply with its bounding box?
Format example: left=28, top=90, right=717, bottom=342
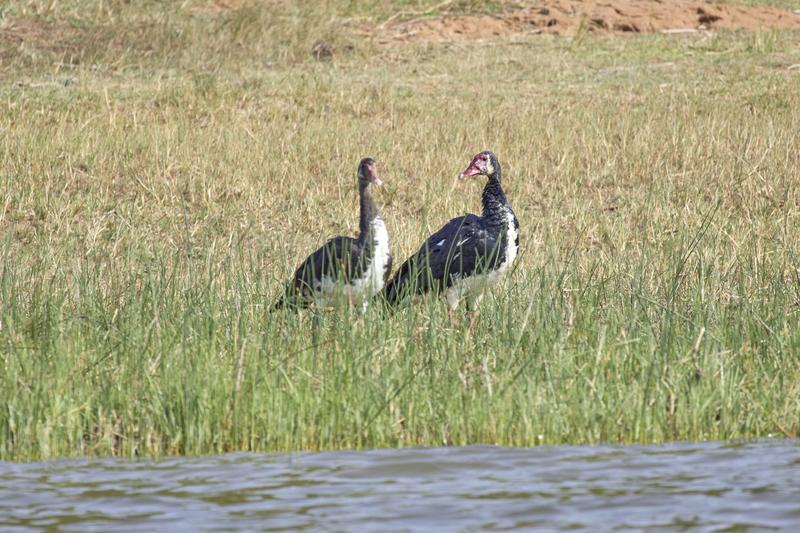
left=273, top=236, right=362, bottom=309
left=384, top=214, right=500, bottom=304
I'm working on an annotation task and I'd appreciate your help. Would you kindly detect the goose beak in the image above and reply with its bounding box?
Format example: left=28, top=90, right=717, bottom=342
left=459, top=164, right=481, bottom=180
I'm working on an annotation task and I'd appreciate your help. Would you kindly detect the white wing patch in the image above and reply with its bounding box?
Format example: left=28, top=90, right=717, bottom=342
left=435, top=239, right=447, bottom=247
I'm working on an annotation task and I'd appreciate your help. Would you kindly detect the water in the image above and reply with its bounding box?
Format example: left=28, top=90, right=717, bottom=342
left=1, top=440, right=798, bottom=531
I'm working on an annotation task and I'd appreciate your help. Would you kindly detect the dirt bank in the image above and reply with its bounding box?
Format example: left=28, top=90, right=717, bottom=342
left=381, top=0, right=800, bottom=42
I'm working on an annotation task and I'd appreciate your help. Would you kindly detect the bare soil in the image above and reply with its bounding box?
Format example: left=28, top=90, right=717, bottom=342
left=380, top=0, right=800, bottom=43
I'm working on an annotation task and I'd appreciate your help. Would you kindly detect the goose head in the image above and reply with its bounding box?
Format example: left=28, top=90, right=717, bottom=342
left=358, top=158, right=382, bottom=186
left=459, top=151, right=499, bottom=180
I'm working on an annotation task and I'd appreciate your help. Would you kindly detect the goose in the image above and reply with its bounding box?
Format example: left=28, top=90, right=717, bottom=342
left=272, top=158, right=392, bottom=311
left=382, top=151, right=518, bottom=319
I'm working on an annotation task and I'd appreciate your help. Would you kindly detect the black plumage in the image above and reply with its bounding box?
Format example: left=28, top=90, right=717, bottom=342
left=382, top=151, right=518, bottom=311
left=272, top=158, right=392, bottom=311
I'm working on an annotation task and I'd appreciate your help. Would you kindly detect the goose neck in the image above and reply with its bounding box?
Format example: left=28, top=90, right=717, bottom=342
left=481, top=174, right=509, bottom=226
left=358, top=183, right=380, bottom=243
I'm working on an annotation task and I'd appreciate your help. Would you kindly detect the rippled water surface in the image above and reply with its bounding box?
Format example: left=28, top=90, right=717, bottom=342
left=1, top=440, right=799, bottom=531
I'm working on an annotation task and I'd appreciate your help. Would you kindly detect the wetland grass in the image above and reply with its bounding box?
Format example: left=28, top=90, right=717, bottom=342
left=1, top=1, right=799, bottom=460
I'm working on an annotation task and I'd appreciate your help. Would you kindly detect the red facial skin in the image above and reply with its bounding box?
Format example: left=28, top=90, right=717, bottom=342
left=459, top=153, right=487, bottom=180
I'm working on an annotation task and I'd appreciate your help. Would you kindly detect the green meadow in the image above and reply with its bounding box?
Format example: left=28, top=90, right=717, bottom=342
left=1, top=1, right=799, bottom=461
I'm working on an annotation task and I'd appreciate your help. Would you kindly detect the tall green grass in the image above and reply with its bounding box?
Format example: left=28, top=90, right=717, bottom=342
left=2, top=220, right=799, bottom=460
left=1, top=1, right=800, bottom=460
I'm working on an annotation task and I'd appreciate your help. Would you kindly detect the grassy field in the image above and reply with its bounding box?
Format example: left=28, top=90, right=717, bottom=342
left=2, top=1, right=800, bottom=461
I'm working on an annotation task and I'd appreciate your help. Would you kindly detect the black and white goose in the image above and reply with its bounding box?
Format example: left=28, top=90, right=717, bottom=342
left=272, top=158, right=392, bottom=310
left=383, top=151, right=519, bottom=315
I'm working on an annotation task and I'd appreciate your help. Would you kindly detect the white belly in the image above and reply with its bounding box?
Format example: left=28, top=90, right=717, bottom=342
left=351, top=217, right=391, bottom=297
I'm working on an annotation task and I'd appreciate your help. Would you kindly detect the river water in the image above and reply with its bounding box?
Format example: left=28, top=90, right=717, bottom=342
left=1, top=440, right=798, bottom=531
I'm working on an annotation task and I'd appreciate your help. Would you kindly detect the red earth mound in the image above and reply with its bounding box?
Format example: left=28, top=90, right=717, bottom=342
left=381, top=0, right=800, bottom=42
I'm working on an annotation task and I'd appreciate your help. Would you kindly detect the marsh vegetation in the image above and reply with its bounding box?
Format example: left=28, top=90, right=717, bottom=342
left=1, top=0, right=799, bottom=460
